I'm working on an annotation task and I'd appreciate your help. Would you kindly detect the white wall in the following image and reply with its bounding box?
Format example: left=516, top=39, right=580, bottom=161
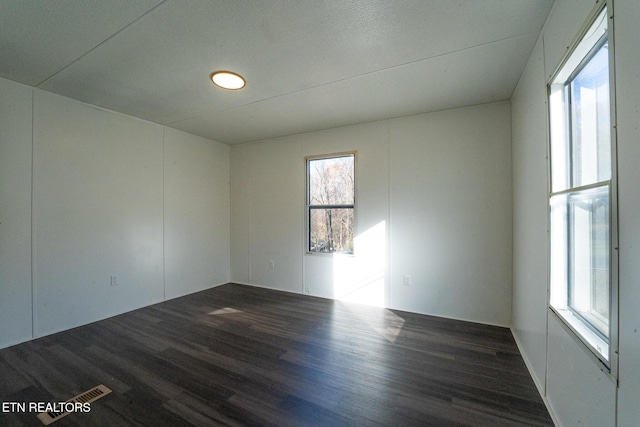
left=164, top=128, right=230, bottom=299
left=231, top=102, right=513, bottom=327
left=389, top=105, right=512, bottom=325
left=0, top=78, right=33, bottom=347
left=248, top=136, right=305, bottom=293
left=230, top=135, right=307, bottom=292
left=511, top=37, right=549, bottom=394
left=230, top=143, right=251, bottom=284
left=33, top=90, right=165, bottom=335
left=613, top=0, right=640, bottom=424
left=0, top=80, right=230, bottom=348
left=545, top=314, right=616, bottom=425
left=512, top=0, right=640, bottom=424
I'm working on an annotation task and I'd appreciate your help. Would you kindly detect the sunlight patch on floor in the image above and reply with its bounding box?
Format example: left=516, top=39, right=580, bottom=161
left=208, top=307, right=242, bottom=315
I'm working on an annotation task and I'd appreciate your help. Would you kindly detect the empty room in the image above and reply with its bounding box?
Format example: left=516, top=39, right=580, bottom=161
left=1, top=1, right=639, bottom=426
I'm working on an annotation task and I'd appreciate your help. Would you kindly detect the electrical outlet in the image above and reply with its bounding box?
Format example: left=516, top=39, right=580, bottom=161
left=269, top=260, right=275, bottom=270
left=110, top=275, right=118, bottom=286
left=403, top=274, right=411, bottom=286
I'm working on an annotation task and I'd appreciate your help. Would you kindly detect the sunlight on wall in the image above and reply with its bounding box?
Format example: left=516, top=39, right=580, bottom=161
left=333, top=221, right=386, bottom=307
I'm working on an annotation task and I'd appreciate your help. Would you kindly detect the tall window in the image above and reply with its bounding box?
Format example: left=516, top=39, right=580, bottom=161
left=548, top=7, right=616, bottom=365
left=306, top=153, right=355, bottom=253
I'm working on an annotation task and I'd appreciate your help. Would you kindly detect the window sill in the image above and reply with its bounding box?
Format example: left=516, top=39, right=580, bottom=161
left=305, top=251, right=355, bottom=257
left=550, top=306, right=610, bottom=366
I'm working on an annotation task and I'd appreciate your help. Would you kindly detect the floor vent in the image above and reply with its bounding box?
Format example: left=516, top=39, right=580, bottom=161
left=37, top=384, right=112, bottom=425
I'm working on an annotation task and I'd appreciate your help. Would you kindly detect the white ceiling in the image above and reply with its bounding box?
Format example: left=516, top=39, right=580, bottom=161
left=0, top=0, right=553, bottom=145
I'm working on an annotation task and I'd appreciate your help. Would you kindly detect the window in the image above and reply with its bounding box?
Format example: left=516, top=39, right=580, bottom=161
left=548, top=7, right=616, bottom=365
left=306, top=153, right=355, bottom=253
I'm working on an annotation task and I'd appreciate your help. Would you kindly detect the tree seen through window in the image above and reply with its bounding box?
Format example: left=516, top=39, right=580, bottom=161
left=307, top=154, right=355, bottom=253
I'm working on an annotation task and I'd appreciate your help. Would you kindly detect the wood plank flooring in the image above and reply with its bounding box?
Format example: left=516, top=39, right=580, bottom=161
left=0, top=283, right=553, bottom=426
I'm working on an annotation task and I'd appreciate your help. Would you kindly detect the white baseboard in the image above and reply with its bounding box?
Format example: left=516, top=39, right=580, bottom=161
left=511, top=327, right=560, bottom=426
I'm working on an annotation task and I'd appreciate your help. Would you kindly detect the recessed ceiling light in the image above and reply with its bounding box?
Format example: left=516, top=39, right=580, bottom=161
left=210, top=71, right=246, bottom=90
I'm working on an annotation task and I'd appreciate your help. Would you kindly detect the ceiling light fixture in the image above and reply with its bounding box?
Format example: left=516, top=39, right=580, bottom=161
left=210, top=71, right=246, bottom=90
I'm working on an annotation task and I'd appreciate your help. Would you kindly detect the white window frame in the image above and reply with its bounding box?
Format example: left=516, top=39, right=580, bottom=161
left=305, top=152, right=357, bottom=255
left=547, top=4, right=619, bottom=373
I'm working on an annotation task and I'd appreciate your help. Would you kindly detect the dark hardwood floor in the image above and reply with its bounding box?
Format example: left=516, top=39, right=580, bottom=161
left=0, top=283, right=553, bottom=426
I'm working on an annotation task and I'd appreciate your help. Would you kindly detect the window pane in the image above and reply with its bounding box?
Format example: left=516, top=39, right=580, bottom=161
left=309, top=156, right=354, bottom=206
left=549, top=85, right=570, bottom=192
left=549, top=194, right=568, bottom=309
left=570, top=41, right=611, bottom=187
left=551, top=186, right=609, bottom=339
left=310, top=208, right=353, bottom=253
left=568, top=186, right=609, bottom=336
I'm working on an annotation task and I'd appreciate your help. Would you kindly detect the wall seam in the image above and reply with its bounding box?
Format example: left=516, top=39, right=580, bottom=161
left=248, top=145, right=252, bottom=285
left=541, top=31, right=551, bottom=402
left=162, top=127, right=166, bottom=301
left=30, top=89, right=36, bottom=339
left=386, top=119, right=392, bottom=308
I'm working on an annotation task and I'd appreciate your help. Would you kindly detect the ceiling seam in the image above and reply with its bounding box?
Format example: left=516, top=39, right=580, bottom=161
left=34, top=0, right=172, bottom=88
left=166, top=30, right=543, bottom=126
